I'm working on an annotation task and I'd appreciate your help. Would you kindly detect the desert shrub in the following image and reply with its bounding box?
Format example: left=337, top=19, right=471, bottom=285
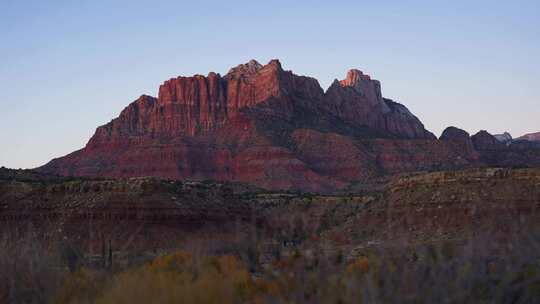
left=5, top=222, right=540, bottom=303
left=4, top=234, right=538, bottom=303
left=92, top=252, right=256, bottom=304
left=333, top=238, right=540, bottom=304
left=58, top=240, right=84, bottom=272
left=51, top=267, right=107, bottom=304
left=346, top=256, right=370, bottom=275
left=248, top=233, right=540, bottom=304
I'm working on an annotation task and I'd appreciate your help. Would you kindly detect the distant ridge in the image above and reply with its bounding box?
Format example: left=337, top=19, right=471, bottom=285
left=518, top=132, right=540, bottom=142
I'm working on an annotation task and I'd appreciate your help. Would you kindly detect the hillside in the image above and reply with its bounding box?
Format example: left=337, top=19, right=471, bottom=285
left=3, top=167, right=539, bottom=257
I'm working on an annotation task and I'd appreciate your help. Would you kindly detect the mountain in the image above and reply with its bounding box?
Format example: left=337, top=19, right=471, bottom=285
left=493, top=132, right=512, bottom=145
left=37, top=60, right=539, bottom=192
left=518, top=132, right=540, bottom=142
left=471, top=130, right=540, bottom=167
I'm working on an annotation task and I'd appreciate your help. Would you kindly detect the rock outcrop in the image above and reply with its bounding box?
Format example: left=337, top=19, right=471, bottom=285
left=494, top=132, right=513, bottom=145
left=323, top=69, right=435, bottom=140
left=440, top=126, right=476, bottom=154
left=37, top=60, right=540, bottom=192
left=472, top=130, right=506, bottom=151
left=472, top=130, right=540, bottom=167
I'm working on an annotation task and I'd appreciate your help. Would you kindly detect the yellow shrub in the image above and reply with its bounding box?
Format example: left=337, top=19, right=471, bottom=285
left=146, top=251, right=193, bottom=273
left=92, top=252, right=256, bottom=304
left=52, top=267, right=106, bottom=304
left=346, top=256, right=370, bottom=275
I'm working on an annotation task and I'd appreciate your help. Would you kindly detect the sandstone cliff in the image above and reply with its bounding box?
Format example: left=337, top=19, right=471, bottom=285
left=38, top=60, right=540, bottom=191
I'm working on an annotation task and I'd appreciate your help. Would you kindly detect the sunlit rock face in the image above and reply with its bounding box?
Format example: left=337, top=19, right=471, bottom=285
left=323, top=69, right=435, bottom=140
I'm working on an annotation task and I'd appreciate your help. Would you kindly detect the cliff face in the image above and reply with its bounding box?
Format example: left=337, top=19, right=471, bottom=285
left=323, top=69, right=434, bottom=140
left=86, top=60, right=430, bottom=148
left=87, top=60, right=323, bottom=146
left=37, top=60, right=539, bottom=192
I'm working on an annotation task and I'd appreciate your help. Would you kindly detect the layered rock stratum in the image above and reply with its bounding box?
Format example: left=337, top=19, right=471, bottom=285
left=38, top=60, right=540, bottom=191
left=2, top=167, right=540, bottom=253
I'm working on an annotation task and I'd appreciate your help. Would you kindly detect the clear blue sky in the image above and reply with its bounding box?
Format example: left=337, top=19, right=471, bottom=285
left=1, top=0, right=539, bottom=168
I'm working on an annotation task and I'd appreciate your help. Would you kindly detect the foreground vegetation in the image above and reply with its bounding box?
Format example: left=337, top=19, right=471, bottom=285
left=2, top=229, right=540, bottom=304
left=2, top=168, right=540, bottom=303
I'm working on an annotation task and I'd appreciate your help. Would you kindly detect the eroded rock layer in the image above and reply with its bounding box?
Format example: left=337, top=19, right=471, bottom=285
left=2, top=167, right=540, bottom=253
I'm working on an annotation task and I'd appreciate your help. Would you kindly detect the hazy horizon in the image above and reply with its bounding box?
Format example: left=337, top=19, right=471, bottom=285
left=1, top=0, right=539, bottom=169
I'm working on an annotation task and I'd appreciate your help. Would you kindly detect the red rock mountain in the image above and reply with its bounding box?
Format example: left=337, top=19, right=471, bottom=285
left=518, top=132, right=540, bottom=142
left=38, top=60, right=539, bottom=192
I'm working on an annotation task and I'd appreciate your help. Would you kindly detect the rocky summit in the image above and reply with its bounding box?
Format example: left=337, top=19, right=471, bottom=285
left=37, top=60, right=540, bottom=192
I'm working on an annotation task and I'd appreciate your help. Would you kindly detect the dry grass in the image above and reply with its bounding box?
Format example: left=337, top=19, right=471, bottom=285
left=1, top=225, right=540, bottom=303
